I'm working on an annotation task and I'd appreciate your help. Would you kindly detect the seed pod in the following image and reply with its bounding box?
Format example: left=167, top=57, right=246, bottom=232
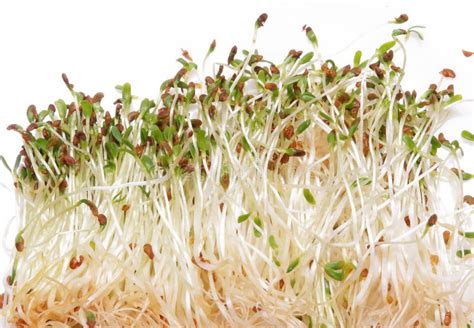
left=144, top=244, right=154, bottom=260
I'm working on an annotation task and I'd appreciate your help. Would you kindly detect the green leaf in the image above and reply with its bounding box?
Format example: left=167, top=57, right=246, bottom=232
left=299, top=52, right=314, bottom=65
left=461, top=130, right=474, bottom=141
left=296, top=120, right=311, bottom=135
left=141, top=155, right=155, bottom=172
left=151, top=127, right=163, bottom=144
left=268, top=235, right=278, bottom=250
left=86, top=311, right=96, bottom=323
left=430, top=136, right=441, bottom=155
left=456, top=249, right=472, bottom=258
left=110, top=126, right=122, bottom=143
left=286, top=258, right=300, bottom=273
left=253, top=217, right=263, bottom=237
left=140, top=98, right=153, bottom=112
left=445, top=94, right=463, bottom=107
left=305, top=27, right=318, bottom=46
left=324, top=261, right=353, bottom=281
left=301, top=92, right=315, bottom=102
left=460, top=231, right=474, bottom=238
left=402, top=134, right=416, bottom=151
left=378, top=40, right=396, bottom=55
left=81, top=100, right=93, bottom=118
left=272, top=255, right=281, bottom=267
left=238, top=213, right=251, bottom=223
left=106, top=142, right=119, bottom=159
left=241, top=137, right=252, bottom=152
left=35, top=138, right=48, bottom=152
left=327, top=130, right=336, bottom=147
left=392, top=29, right=407, bottom=37
left=303, top=188, right=316, bottom=205
left=353, top=50, right=362, bottom=67
left=196, top=129, right=209, bottom=152
left=55, top=99, right=67, bottom=119
left=348, top=121, right=359, bottom=138
left=122, top=82, right=132, bottom=109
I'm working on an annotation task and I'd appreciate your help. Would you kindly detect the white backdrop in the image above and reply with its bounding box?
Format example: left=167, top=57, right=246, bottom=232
left=0, top=0, right=473, bottom=297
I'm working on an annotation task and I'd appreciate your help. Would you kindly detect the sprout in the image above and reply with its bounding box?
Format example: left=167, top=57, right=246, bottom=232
left=1, top=12, right=473, bottom=328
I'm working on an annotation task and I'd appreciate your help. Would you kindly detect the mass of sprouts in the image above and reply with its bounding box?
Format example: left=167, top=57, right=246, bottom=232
left=1, top=13, right=474, bottom=327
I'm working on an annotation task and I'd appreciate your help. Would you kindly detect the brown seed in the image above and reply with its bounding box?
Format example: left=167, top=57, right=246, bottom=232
left=443, top=230, right=451, bottom=245
left=228, top=46, right=237, bottom=65
left=15, top=236, right=24, bottom=252
left=256, top=13, right=268, bottom=27
left=291, top=149, right=306, bottom=157
left=127, top=111, right=140, bottom=122
left=363, top=132, right=370, bottom=157
left=404, top=216, right=411, bottom=227
left=391, top=64, right=401, bottom=72
left=463, top=195, right=474, bottom=205
left=26, top=123, right=38, bottom=132
left=270, top=64, right=280, bottom=75
left=205, top=76, right=215, bottom=85
left=220, top=173, right=230, bottom=191
left=61, top=73, right=72, bottom=88
left=383, top=50, right=394, bottom=62
left=427, top=214, right=437, bottom=226
left=59, top=179, right=68, bottom=193
left=395, top=14, right=409, bottom=23
left=122, top=204, right=130, bottom=213
left=97, top=214, right=107, bottom=226
left=209, top=39, right=216, bottom=52
left=440, top=68, right=456, bottom=78
left=61, top=154, right=76, bottom=166
left=351, top=67, right=362, bottom=76
left=264, top=82, right=277, bottom=91
left=360, top=268, right=369, bottom=278
left=191, top=119, right=202, bottom=129
left=267, top=160, right=276, bottom=170
left=438, top=133, right=447, bottom=144
left=135, top=144, right=144, bottom=158
left=430, top=254, right=439, bottom=266
left=181, top=48, right=193, bottom=61
left=144, top=244, right=155, bottom=260
left=0, top=293, right=4, bottom=309
left=283, top=125, right=294, bottom=139
left=443, top=311, right=451, bottom=326
left=280, top=153, right=290, bottom=164
left=462, top=50, right=473, bottom=57
left=367, top=93, right=378, bottom=101
left=386, top=295, right=393, bottom=304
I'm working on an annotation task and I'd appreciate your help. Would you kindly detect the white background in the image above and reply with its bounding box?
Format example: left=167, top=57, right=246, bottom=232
left=0, top=0, right=473, bottom=296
